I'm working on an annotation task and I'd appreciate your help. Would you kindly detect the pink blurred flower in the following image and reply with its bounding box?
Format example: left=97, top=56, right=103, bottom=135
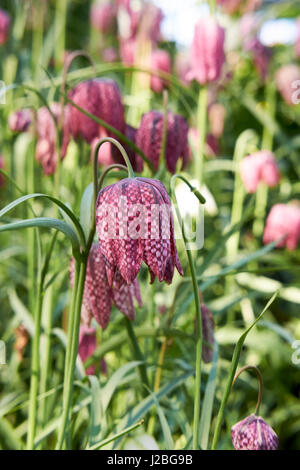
left=119, top=38, right=136, bottom=65
left=188, top=128, right=220, bottom=158
left=0, top=154, right=5, bottom=187
left=102, top=46, right=118, bottom=63
left=239, top=13, right=259, bottom=40
left=90, top=1, right=116, bottom=33
left=0, top=9, right=11, bottom=45
left=275, top=64, right=300, bottom=106
left=65, top=79, right=125, bottom=144
left=175, top=52, right=192, bottom=86
left=187, top=17, right=225, bottom=84
left=240, top=150, right=280, bottom=193
left=150, top=49, right=171, bottom=93
left=136, top=110, right=189, bottom=173
left=9, top=109, right=32, bottom=133
left=231, top=414, right=278, bottom=450
left=96, top=177, right=183, bottom=285
left=70, top=244, right=142, bottom=329
left=208, top=103, right=226, bottom=139
left=78, top=325, right=97, bottom=375
left=36, top=103, right=68, bottom=175
left=263, top=203, right=300, bottom=250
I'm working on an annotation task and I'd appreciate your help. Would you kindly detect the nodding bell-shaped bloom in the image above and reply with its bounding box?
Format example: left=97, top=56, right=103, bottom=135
left=150, top=49, right=171, bottom=93
left=65, top=79, right=125, bottom=144
left=9, top=109, right=32, bottom=133
left=0, top=9, right=11, bottom=45
left=136, top=110, right=189, bottom=173
left=0, top=154, right=5, bottom=187
left=231, top=414, right=278, bottom=450
left=187, top=17, right=225, bottom=85
left=263, top=203, right=300, bottom=250
left=36, top=103, right=68, bottom=175
left=240, top=150, right=280, bottom=194
left=70, top=244, right=142, bottom=329
left=275, top=64, right=300, bottom=106
left=90, top=1, right=116, bottom=33
left=96, top=177, right=184, bottom=286
left=93, top=124, right=144, bottom=173
left=78, top=325, right=97, bottom=375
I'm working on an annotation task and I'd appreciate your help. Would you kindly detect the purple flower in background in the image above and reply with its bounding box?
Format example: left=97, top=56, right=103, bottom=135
left=263, top=203, right=300, bottom=250
left=0, top=9, right=11, bottom=46
left=136, top=110, right=189, bottom=173
left=70, top=244, right=142, bottom=329
left=231, top=414, right=278, bottom=450
left=275, top=64, right=300, bottom=106
left=36, top=103, right=68, bottom=175
left=65, top=79, right=125, bottom=144
left=245, top=37, right=272, bottom=80
left=90, top=1, right=116, bottom=33
left=187, top=17, right=225, bottom=85
left=240, top=150, right=280, bottom=193
left=8, top=109, right=32, bottom=133
left=96, top=177, right=183, bottom=285
left=150, top=49, right=171, bottom=94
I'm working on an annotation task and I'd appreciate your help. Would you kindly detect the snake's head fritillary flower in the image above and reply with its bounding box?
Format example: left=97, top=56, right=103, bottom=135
left=263, top=203, right=300, bottom=250
left=65, top=79, right=125, bottom=144
left=187, top=17, right=225, bottom=85
left=240, top=150, right=280, bottom=194
left=245, top=37, right=271, bottom=80
left=201, top=304, right=214, bottom=363
left=9, top=109, right=32, bottom=133
left=136, top=110, right=189, bottom=173
left=275, top=64, right=300, bottom=106
left=96, top=177, right=183, bottom=286
left=102, top=46, right=118, bottom=63
left=90, top=1, right=116, bottom=33
left=175, top=52, right=192, bottom=86
left=36, top=103, right=68, bottom=175
left=70, top=244, right=142, bottom=329
left=119, top=38, right=136, bottom=66
left=78, top=325, right=97, bottom=375
left=231, top=414, right=278, bottom=450
left=0, top=9, right=11, bottom=46
left=150, top=49, right=171, bottom=94
left=0, top=154, right=5, bottom=187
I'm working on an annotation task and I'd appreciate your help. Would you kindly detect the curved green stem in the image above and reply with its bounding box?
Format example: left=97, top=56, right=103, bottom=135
left=26, top=279, right=43, bottom=449
left=233, top=365, right=263, bottom=416
left=170, top=175, right=206, bottom=450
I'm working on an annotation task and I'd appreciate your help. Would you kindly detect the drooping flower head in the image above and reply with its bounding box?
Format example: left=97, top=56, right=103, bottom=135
left=263, top=203, right=300, bottom=250
left=0, top=9, right=11, bottom=46
left=231, top=414, right=278, bottom=450
left=36, top=103, right=68, bottom=175
left=90, top=1, right=116, bottom=33
left=9, top=109, right=32, bottom=133
left=96, top=177, right=183, bottom=286
left=70, top=243, right=142, bottom=329
left=65, top=79, right=125, bottom=144
left=117, top=1, right=163, bottom=43
left=150, top=49, right=171, bottom=94
left=136, top=110, right=189, bottom=173
left=78, top=325, right=97, bottom=375
left=240, top=150, right=280, bottom=193
left=187, top=17, right=225, bottom=85
left=275, top=64, right=300, bottom=106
